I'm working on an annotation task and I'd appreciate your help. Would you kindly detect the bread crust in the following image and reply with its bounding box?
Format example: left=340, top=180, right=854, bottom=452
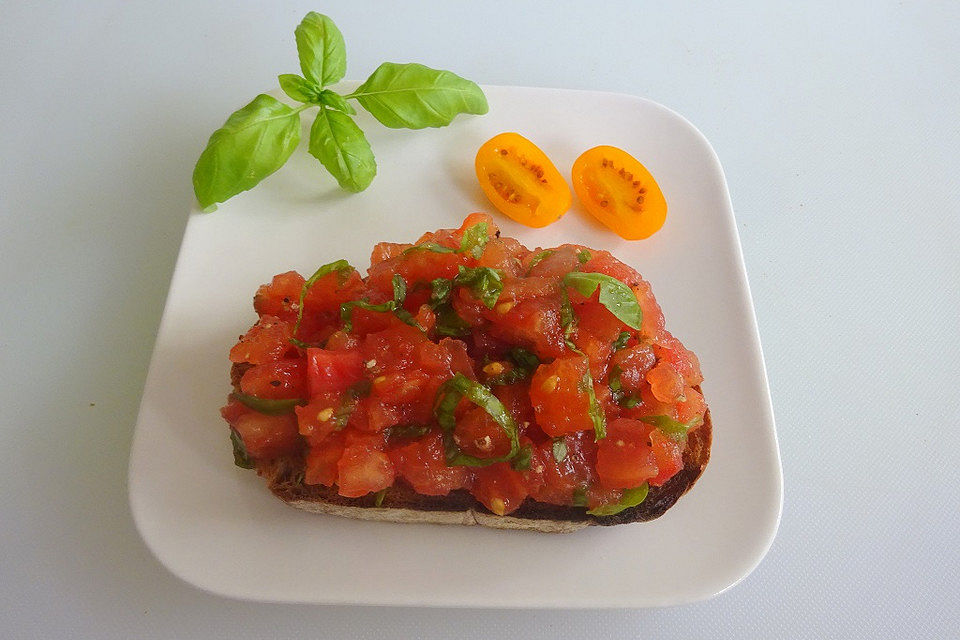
left=254, top=403, right=711, bottom=532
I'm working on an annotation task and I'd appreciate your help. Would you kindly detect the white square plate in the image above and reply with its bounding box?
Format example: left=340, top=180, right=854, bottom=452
left=129, top=85, right=781, bottom=607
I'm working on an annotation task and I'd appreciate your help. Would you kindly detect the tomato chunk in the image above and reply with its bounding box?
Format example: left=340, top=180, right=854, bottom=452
left=337, top=434, right=395, bottom=498
left=231, top=412, right=300, bottom=460
left=229, top=315, right=293, bottom=364
left=306, top=348, right=364, bottom=396
left=595, top=418, right=657, bottom=489
left=530, top=356, right=594, bottom=436
left=471, top=462, right=529, bottom=515
left=239, top=359, right=307, bottom=399
left=389, top=432, right=469, bottom=495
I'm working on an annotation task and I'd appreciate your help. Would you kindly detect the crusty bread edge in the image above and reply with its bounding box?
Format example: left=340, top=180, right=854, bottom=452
left=255, top=402, right=711, bottom=534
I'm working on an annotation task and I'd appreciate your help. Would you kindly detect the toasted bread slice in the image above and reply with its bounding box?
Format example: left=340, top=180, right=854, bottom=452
left=255, top=404, right=711, bottom=533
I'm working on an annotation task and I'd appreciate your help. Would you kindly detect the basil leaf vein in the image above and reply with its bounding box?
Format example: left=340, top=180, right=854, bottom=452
left=294, top=11, right=346, bottom=86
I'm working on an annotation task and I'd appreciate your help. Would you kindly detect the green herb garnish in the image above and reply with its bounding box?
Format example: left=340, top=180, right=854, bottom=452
left=386, top=423, right=432, bottom=442
left=434, top=373, right=521, bottom=467
left=552, top=438, right=568, bottom=463
left=640, top=415, right=703, bottom=443
left=373, top=488, right=388, bottom=507
left=392, top=274, right=407, bottom=305
left=193, top=12, right=488, bottom=208
left=487, top=348, right=540, bottom=386
left=230, top=429, right=255, bottom=469
left=454, top=266, right=503, bottom=309
left=612, top=331, right=631, bottom=351
left=563, top=272, right=643, bottom=330
left=232, top=393, right=306, bottom=416
left=577, top=249, right=592, bottom=265
left=293, top=259, right=354, bottom=341
left=586, top=484, right=649, bottom=516
left=526, top=249, right=554, bottom=272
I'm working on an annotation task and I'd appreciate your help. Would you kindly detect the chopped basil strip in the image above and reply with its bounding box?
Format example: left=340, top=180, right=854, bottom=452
left=454, top=265, right=503, bottom=309
left=340, top=299, right=418, bottom=332
left=572, top=485, right=589, bottom=507
left=392, top=274, right=407, bottom=304
left=640, top=415, right=703, bottom=443
left=331, top=380, right=371, bottom=428
left=429, top=278, right=453, bottom=307
left=386, top=423, right=431, bottom=442
left=403, top=220, right=489, bottom=258
left=563, top=271, right=643, bottom=330
left=577, top=249, right=592, bottom=265
left=434, top=373, right=521, bottom=467
left=487, top=348, right=540, bottom=385
left=230, top=429, right=255, bottom=469
left=293, top=259, right=354, bottom=338
left=568, top=347, right=607, bottom=440
left=526, top=249, right=554, bottom=272
left=434, top=305, right=472, bottom=337
left=612, top=331, right=631, bottom=351
left=552, top=438, right=568, bottom=462
left=586, top=483, right=649, bottom=516
left=608, top=366, right=641, bottom=408
left=373, top=488, right=388, bottom=507
left=560, top=289, right=576, bottom=342
left=459, top=221, right=490, bottom=258
left=233, top=392, right=306, bottom=415
left=511, top=444, right=533, bottom=471
left=403, top=242, right=456, bottom=255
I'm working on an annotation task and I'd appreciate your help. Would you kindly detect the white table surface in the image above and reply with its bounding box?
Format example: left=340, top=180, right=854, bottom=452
left=1, top=1, right=957, bottom=637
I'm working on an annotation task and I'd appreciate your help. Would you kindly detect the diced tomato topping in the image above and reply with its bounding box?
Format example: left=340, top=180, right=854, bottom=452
left=222, top=215, right=708, bottom=513
left=231, top=412, right=300, bottom=460
left=253, top=271, right=304, bottom=323
left=453, top=405, right=512, bottom=459
left=595, top=418, right=658, bottom=489
left=471, top=462, right=529, bottom=515
left=649, top=429, right=684, bottom=486
left=530, top=356, right=594, bottom=436
left=239, top=359, right=307, bottom=399
left=229, top=315, right=294, bottom=364
left=337, top=432, right=395, bottom=497
left=304, top=431, right=345, bottom=486
left=388, top=431, right=469, bottom=495
left=306, top=348, right=364, bottom=396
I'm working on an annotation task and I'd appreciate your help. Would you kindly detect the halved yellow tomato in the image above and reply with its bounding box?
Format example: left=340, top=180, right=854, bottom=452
left=571, top=146, right=667, bottom=240
left=475, top=132, right=571, bottom=228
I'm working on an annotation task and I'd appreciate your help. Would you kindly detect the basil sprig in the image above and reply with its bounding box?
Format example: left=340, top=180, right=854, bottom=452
left=586, top=484, right=649, bottom=516
left=193, top=12, right=487, bottom=208
left=232, top=392, right=307, bottom=415
left=640, top=415, right=704, bottom=443
left=563, top=272, right=643, bottom=330
left=434, top=373, right=527, bottom=469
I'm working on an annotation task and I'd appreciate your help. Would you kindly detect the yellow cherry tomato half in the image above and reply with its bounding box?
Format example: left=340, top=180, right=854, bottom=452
left=571, top=146, right=667, bottom=240
left=475, top=132, right=572, bottom=228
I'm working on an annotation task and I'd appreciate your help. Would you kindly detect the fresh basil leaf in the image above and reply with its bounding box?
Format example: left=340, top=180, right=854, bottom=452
left=429, top=278, right=453, bottom=307
left=568, top=347, right=606, bottom=440
left=278, top=73, right=320, bottom=103
left=230, top=429, right=255, bottom=469
left=232, top=393, right=306, bottom=416
left=319, top=89, right=356, bottom=115
left=560, top=289, right=577, bottom=343
left=387, top=423, right=431, bottom=443
left=434, top=305, right=471, bottom=337
left=454, top=266, right=503, bottom=309
left=511, top=444, right=532, bottom=471
left=572, top=485, right=589, bottom=507
left=404, top=242, right=457, bottom=255
left=193, top=94, right=301, bottom=208
left=577, top=249, right=592, bottom=265
left=563, top=272, right=643, bottom=330
left=294, top=259, right=354, bottom=338
left=392, top=274, right=407, bottom=305
left=487, top=348, right=540, bottom=386
left=308, top=107, right=377, bottom=192
left=434, top=373, right=521, bottom=467
left=373, top=488, right=388, bottom=507
left=587, top=484, right=649, bottom=516
left=552, top=438, right=568, bottom=462
left=612, top=331, right=631, bottom=351
left=294, top=12, right=346, bottom=86
left=527, top=250, right=554, bottom=272
left=351, top=62, right=488, bottom=129
left=640, top=415, right=703, bottom=443
left=340, top=300, right=394, bottom=331
left=459, top=221, right=489, bottom=258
